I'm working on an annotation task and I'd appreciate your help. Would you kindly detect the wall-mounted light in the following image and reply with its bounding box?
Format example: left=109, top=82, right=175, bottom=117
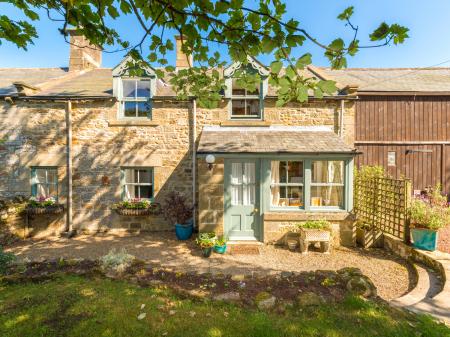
left=205, top=154, right=216, bottom=171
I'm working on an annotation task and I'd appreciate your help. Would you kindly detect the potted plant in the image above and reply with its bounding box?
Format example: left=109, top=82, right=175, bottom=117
left=214, top=236, right=228, bottom=254
left=162, top=192, right=194, bottom=240
left=196, top=232, right=216, bottom=257
left=355, top=221, right=383, bottom=249
left=25, top=196, right=64, bottom=215
left=297, top=220, right=332, bottom=253
left=410, top=186, right=449, bottom=251
left=112, top=198, right=162, bottom=216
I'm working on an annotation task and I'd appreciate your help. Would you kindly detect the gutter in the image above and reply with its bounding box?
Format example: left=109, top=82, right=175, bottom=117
left=192, top=99, right=197, bottom=230
left=64, top=100, right=75, bottom=237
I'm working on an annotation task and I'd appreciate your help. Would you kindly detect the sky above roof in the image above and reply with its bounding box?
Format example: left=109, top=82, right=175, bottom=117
left=0, top=1, right=449, bottom=69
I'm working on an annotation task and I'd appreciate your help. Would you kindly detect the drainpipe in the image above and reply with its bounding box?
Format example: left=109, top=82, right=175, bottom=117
left=192, top=98, right=197, bottom=230
left=65, top=100, right=74, bottom=236
left=339, top=99, right=345, bottom=138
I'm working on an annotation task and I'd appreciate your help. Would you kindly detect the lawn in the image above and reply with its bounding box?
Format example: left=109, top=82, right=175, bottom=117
left=0, top=274, right=449, bottom=337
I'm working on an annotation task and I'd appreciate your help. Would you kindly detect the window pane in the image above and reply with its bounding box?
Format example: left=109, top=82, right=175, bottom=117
left=311, top=186, right=344, bottom=207
left=124, top=185, right=136, bottom=199
left=231, top=99, right=246, bottom=116
left=139, top=186, right=153, bottom=199
left=123, top=102, right=136, bottom=117
left=312, top=161, right=344, bottom=184
left=123, top=169, right=134, bottom=184
left=122, top=80, right=136, bottom=98
left=272, top=185, right=303, bottom=207
left=136, top=80, right=151, bottom=98
left=47, top=184, right=57, bottom=198
left=279, top=161, right=287, bottom=183
left=246, top=99, right=260, bottom=116
left=36, top=184, right=48, bottom=198
left=137, top=101, right=151, bottom=117
left=231, top=163, right=242, bottom=185
left=231, top=185, right=242, bottom=205
left=46, top=169, right=57, bottom=184
left=138, top=169, right=152, bottom=184
left=288, top=161, right=303, bottom=183
left=35, top=169, right=46, bottom=183
left=231, top=78, right=246, bottom=95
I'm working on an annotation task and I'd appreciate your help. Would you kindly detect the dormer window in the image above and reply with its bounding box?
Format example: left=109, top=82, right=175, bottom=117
left=230, top=79, right=263, bottom=119
left=224, top=56, right=269, bottom=121
left=119, top=78, right=151, bottom=118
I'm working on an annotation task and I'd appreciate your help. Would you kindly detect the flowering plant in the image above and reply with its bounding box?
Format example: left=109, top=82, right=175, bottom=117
left=112, top=198, right=161, bottom=214
left=28, top=196, right=57, bottom=208
left=410, top=185, right=450, bottom=230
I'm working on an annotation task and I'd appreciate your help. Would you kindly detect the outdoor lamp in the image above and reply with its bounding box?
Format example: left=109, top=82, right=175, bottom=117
left=205, top=154, right=216, bottom=170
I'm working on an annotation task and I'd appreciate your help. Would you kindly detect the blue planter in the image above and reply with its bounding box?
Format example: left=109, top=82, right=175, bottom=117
left=411, top=228, right=438, bottom=251
left=214, top=244, right=227, bottom=254
left=175, top=223, right=193, bottom=240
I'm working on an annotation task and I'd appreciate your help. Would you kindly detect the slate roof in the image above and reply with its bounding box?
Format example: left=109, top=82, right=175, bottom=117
left=316, top=67, right=450, bottom=93
left=0, top=68, right=69, bottom=95
left=2, top=64, right=450, bottom=98
left=197, top=126, right=356, bottom=154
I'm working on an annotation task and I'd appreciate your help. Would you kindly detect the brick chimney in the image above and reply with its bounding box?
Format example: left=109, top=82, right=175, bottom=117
left=175, top=36, right=193, bottom=70
left=67, top=29, right=102, bottom=71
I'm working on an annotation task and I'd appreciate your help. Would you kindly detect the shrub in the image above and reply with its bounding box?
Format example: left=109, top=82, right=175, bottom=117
left=0, top=245, right=15, bottom=274
left=410, top=184, right=449, bottom=230
left=196, top=232, right=216, bottom=248
left=162, top=192, right=193, bottom=225
left=100, top=248, right=135, bottom=273
left=215, top=236, right=228, bottom=246
left=297, top=220, right=331, bottom=231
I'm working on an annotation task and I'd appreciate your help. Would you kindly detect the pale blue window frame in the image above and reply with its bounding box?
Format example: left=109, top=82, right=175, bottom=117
left=31, top=167, right=58, bottom=200
left=118, top=78, right=152, bottom=119
left=120, top=167, right=154, bottom=201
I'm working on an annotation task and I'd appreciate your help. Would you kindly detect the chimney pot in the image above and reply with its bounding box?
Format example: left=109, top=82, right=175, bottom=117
left=67, top=29, right=102, bottom=71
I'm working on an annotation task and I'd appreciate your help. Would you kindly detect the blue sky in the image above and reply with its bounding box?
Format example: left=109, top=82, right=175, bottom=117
left=1, top=1, right=450, bottom=69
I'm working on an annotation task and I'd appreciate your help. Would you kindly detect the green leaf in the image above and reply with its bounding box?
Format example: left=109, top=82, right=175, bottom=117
left=295, top=53, right=312, bottom=69
left=296, top=86, right=308, bottom=102
left=285, top=66, right=296, bottom=80
left=314, top=88, right=324, bottom=99
left=270, top=61, right=283, bottom=74
left=317, top=80, right=337, bottom=94
left=337, top=6, right=354, bottom=21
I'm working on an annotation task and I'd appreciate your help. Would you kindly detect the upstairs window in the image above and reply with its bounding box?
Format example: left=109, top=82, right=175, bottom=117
left=119, top=79, right=151, bottom=118
left=230, top=78, right=262, bottom=119
left=31, top=167, right=58, bottom=199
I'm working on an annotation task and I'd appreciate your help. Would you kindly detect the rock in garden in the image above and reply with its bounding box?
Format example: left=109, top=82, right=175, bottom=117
left=231, top=274, right=245, bottom=282
left=346, top=276, right=377, bottom=298
left=337, top=267, right=363, bottom=282
left=280, top=271, right=293, bottom=278
left=296, top=292, right=325, bottom=306
left=137, top=313, right=146, bottom=320
left=255, top=291, right=277, bottom=310
left=213, top=292, right=241, bottom=302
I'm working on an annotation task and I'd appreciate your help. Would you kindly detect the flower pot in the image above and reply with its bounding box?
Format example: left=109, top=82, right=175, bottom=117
left=175, top=223, right=193, bottom=240
left=411, top=228, right=438, bottom=251
left=201, top=247, right=213, bottom=258
left=356, top=227, right=383, bottom=249
left=287, top=239, right=298, bottom=251
left=214, top=244, right=227, bottom=254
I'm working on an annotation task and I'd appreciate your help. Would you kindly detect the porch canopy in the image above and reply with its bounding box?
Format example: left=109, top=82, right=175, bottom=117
left=197, top=126, right=357, bottom=155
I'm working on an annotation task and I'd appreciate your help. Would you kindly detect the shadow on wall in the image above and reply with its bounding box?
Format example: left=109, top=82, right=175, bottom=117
left=0, top=97, right=196, bottom=237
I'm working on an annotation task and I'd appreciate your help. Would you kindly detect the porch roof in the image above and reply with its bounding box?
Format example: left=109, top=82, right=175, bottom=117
left=197, top=126, right=357, bottom=155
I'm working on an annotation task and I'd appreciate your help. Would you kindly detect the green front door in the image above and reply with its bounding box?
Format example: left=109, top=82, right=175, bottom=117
left=224, top=159, right=261, bottom=241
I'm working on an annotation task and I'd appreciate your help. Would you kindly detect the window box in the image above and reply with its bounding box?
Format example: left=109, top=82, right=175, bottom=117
left=114, top=203, right=161, bottom=217
left=26, top=204, right=64, bottom=215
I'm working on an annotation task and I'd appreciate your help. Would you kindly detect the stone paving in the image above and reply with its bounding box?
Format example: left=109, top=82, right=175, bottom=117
left=5, top=231, right=414, bottom=301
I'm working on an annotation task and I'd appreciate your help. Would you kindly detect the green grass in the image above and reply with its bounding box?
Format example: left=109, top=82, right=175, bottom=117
left=0, top=275, right=449, bottom=337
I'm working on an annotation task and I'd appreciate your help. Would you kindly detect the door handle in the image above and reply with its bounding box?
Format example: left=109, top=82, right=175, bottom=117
left=254, top=208, right=259, bottom=213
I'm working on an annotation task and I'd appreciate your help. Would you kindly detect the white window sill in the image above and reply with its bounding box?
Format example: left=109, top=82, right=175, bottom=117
left=108, top=120, right=159, bottom=127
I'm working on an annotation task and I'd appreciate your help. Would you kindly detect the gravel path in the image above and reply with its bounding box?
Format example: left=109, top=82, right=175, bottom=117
left=438, top=224, right=450, bottom=253
left=5, top=232, right=415, bottom=301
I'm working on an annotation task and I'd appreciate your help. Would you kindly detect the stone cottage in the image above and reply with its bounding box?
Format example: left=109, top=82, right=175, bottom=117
left=0, top=31, right=358, bottom=245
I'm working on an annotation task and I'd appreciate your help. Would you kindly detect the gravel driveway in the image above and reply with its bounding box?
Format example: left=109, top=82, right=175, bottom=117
left=5, top=231, right=415, bottom=300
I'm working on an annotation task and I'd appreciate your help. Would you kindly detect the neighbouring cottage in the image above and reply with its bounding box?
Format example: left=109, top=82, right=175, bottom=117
left=0, top=30, right=359, bottom=244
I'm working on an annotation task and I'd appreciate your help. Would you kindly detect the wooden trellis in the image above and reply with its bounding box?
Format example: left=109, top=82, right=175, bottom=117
left=354, top=176, right=412, bottom=242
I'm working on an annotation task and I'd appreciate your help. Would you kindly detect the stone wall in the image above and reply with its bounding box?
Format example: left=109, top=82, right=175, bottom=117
left=262, top=212, right=355, bottom=246
left=1, top=96, right=355, bottom=236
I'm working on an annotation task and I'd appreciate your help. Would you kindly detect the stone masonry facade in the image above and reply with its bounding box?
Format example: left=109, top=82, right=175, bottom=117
left=0, top=96, right=355, bottom=240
